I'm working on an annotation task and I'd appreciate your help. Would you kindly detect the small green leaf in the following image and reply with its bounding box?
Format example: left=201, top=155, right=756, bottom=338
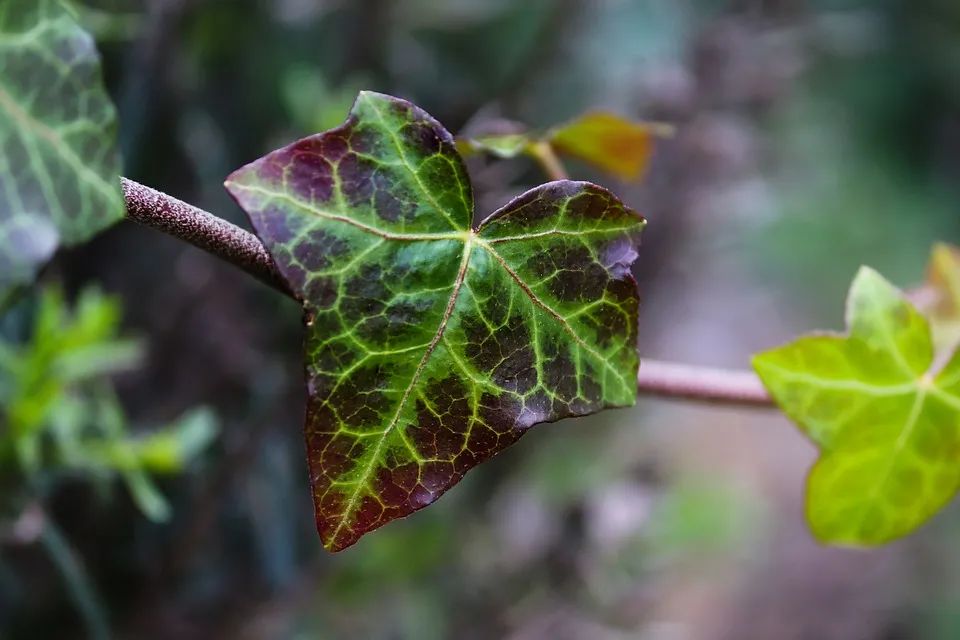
left=0, top=0, right=123, bottom=293
left=226, top=91, right=645, bottom=551
left=753, top=267, right=960, bottom=545
left=457, top=132, right=532, bottom=159
left=548, top=112, right=672, bottom=182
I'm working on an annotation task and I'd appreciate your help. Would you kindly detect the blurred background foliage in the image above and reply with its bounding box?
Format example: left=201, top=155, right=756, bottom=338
left=2, top=0, right=960, bottom=638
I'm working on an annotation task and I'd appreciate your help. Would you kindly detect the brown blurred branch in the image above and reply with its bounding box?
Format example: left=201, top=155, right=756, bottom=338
left=121, top=177, right=774, bottom=408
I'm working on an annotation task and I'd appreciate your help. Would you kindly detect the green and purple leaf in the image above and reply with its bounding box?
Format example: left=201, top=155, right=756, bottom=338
left=0, top=0, right=124, bottom=296
left=226, top=92, right=645, bottom=551
left=753, top=267, right=960, bottom=545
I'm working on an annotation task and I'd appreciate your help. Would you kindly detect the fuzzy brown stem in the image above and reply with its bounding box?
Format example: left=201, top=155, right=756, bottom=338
left=121, top=178, right=293, bottom=297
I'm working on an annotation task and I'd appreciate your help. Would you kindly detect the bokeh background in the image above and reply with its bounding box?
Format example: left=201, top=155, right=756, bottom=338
left=4, top=0, right=960, bottom=638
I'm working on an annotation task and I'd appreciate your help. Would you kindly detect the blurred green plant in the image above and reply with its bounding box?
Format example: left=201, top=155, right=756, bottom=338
left=646, top=482, right=762, bottom=558
left=0, top=286, right=217, bottom=639
left=0, top=287, right=217, bottom=522
left=280, top=66, right=369, bottom=135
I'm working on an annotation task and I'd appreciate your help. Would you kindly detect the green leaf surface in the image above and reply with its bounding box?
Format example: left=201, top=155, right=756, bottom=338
left=226, top=91, right=645, bottom=551
left=0, top=0, right=123, bottom=293
left=753, top=267, right=960, bottom=545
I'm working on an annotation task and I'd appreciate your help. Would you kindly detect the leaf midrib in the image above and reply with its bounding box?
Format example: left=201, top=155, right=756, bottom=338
left=846, top=387, right=928, bottom=540
left=328, top=233, right=474, bottom=547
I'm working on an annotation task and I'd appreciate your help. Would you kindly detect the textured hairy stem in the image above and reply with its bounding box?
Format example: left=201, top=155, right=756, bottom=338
left=121, top=178, right=293, bottom=297
left=121, top=177, right=773, bottom=407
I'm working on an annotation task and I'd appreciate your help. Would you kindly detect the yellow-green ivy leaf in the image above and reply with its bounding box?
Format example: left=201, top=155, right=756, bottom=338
left=753, top=267, right=960, bottom=545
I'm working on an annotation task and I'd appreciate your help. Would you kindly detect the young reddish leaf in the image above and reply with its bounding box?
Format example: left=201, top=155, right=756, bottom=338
left=753, top=267, right=960, bottom=546
left=927, top=243, right=960, bottom=354
left=0, top=0, right=123, bottom=294
left=548, top=112, right=672, bottom=182
left=457, top=112, right=672, bottom=182
left=225, top=91, right=644, bottom=551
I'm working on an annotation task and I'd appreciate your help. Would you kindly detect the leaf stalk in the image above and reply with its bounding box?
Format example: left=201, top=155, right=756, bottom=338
left=120, top=178, right=293, bottom=298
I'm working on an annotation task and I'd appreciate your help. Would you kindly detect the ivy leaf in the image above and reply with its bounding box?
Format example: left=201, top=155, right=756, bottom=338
left=0, top=0, right=124, bottom=294
left=753, top=267, right=960, bottom=545
left=548, top=112, right=673, bottom=182
left=226, top=91, right=645, bottom=551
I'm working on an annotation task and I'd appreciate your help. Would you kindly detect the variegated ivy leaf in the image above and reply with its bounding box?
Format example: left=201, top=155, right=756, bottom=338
left=226, top=91, right=644, bottom=551
left=753, top=267, right=960, bottom=546
left=0, top=0, right=123, bottom=296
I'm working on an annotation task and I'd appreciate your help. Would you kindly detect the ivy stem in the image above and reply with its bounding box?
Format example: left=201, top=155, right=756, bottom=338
left=121, top=178, right=294, bottom=298
left=529, top=141, right=570, bottom=181
left=636, top=359, right=772, bottom=406
left=120, top=177, right=772, bottom=408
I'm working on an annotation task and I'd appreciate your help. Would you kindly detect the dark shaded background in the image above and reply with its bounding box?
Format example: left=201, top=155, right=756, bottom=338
left=5, top=0, right=960, bottom=638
